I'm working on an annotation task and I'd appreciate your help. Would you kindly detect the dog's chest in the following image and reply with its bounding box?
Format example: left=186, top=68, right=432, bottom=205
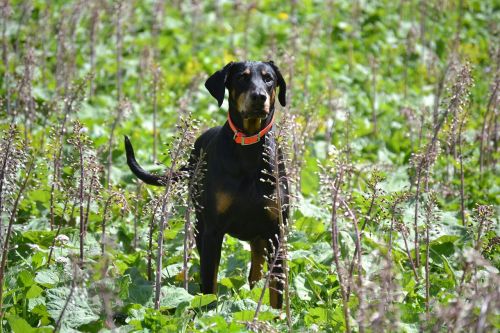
left=213, top=172, right=279, bottom=239
left=203, top=142, right=282, bottom=236
left=211, top=164, right=276, bottom=212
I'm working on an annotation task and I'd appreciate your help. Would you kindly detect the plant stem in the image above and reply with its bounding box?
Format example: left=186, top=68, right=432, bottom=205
left=88, top=0, right=99, bottom=97
left=1, top=1, right=10, bottom=116
left=330, top=170, right=351, bottom=333
left=402, top=230, right=419, bottom=281
left=458, top=108, right=469, bottom=226
left=54, top=261, right=77, bottom=332
left=338, top=197, right=364, bottom=333
left=152, top=66, right=159, bottom=162
left=182, top=202, right=191, bottom=291
left=48, top=196, right=69, bottom=264
left=107, top=103, right=125, bottom=189
left=348, top=188, right=376, bottom=277
left=0, top=159, right=34, bottom=313
left=479, top=58, right=499, bottom=173
left=101, top=195, right=114, bottom=255
left=153, top=179, right=173, bottom=309
left=115, top=0, right=123, bottom=102
left=153, top=132, right=188, bottom=309
left=0, top=132, right=13, bottom=244
left=147, top=201, right=159, bottom=282
left=273, top=143, right=291, bottom=330
left=78, top=140, right=85, bottom=267
left=424, top=198, right=433, bottom=323
left=133, top=184, right=142, bottom=249
left=413, top=168, right=422, bottom=268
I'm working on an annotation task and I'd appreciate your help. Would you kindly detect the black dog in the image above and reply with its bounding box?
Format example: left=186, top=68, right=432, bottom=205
left=124, top=61, right=288, bottom=309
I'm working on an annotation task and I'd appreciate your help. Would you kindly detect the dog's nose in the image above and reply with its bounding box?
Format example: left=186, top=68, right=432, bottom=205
left=251, top=91, right=267, bottom=102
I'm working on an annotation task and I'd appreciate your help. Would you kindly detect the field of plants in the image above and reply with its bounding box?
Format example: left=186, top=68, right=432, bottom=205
left=0, top=0, right=499, bottom=332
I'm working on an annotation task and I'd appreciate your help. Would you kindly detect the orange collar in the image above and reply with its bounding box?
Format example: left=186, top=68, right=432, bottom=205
left=227, top=113, right=275, bottom=145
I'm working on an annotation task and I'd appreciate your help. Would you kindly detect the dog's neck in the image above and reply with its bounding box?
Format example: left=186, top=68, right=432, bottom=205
left=227, top=106, right=274, bottom=136
left=242, top=119, right=262, bottom=134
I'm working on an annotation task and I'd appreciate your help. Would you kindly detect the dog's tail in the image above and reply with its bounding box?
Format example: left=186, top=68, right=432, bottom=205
left=124, top=135, right=166, bottom=186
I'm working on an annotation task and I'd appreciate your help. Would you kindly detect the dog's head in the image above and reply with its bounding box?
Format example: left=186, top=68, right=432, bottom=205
left=205, top=61, right=286, bottom=119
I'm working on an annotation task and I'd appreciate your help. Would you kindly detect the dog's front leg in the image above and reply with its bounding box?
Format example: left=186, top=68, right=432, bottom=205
left=199, top=230, right=224, bottom=295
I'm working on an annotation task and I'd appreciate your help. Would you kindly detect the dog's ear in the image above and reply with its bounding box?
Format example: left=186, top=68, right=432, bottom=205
left=267, top=61, right=287, bottom=107
left=205, top=62, right=234, bottom=107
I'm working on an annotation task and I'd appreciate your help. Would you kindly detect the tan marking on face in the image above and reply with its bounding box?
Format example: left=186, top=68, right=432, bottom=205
left=270, top=89, right=276, bottom=104
left=243, top=68, right=250, bottom=75
left=249, top=239, right=267, bottom=288
left=261, top=70, right=267, bottom=75
left=236, top=92, right=247, bottom=113
left=215, top=191, right=232, bottom=214
left=263, top=92, right=270, bottom=111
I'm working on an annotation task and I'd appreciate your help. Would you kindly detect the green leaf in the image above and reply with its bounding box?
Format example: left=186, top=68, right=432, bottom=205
left=429, top=235, right=460, bottom=257
left=232, top=310, right=255, bottom=321
left=220, top=276, right=246, bottom=291
left=18, top=270, right=35, bottom=287
left=5, top=312, right=51, bottom=333
left=440, top=254, right=457, bottom=287
left=5, top=314, right=35, bottom=333
left=46, top=287, right=99, bottom=329
left=379, top=167, right=410, bottom=192
left=31, top=252, right=46, bottom=269
left=26, top=284, right=44, bottom=299
left=124, top=268, right=153, bottom=305
left=190, top=294, right=217, bottom=308
left=295, top=216, right=325, bottom=236
left=158, top=286, right=194, bottom=309
left=117, top=274, right=132, bottom=300
left=300, top=154, right=320, bottom=196
left=305, top=307, right=328, bottom=325
left=34, top=270, right=59, bottom=287
left=28, top=297, right=47, bottom=314
left=430, top=235, right=460, bottom=246
left=294, top=273, right=312, bottom=301
left=18, top=230, right=55, bottom=248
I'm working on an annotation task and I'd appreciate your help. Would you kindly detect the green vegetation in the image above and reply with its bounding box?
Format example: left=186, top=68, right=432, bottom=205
left=0, top=0, right=499, bottom=332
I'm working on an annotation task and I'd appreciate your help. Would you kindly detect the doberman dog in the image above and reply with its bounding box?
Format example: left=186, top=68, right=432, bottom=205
left=124, top=61, right=288, bottom=309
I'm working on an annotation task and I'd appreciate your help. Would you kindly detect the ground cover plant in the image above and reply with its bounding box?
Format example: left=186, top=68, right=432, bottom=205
left=0, top=0, right=499, bottom=332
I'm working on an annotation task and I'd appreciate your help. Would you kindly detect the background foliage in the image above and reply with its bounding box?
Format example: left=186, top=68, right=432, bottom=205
left=0, top=0, right=499, bottom=332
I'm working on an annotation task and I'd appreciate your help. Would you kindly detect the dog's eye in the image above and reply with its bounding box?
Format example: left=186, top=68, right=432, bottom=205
left=263, top=74, right=273, bottom=83
left=238, top=73, right=249, bottom=80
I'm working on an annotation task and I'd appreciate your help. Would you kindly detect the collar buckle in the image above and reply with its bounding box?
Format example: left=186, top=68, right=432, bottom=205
left=240, top=134, right=260, bottom=146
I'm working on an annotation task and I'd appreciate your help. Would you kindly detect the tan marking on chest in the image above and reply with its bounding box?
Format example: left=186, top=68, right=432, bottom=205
left=265, top=194, right=280, bottom=220
left=266, top=206, right=279, bottom=220
left=243, top=118, right=262, bottom=134
left=216, top=191, right=233, bottom=214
